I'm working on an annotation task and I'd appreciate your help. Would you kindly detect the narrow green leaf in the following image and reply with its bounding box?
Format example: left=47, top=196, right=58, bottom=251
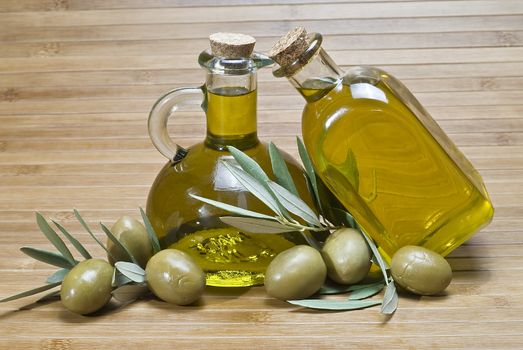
left=113, top=269, right=133, bottom=287
left=226, top=147, right=293, bottom=221
left=35, top=212, right=76, bottom=266
left=112, top=284, right=149, bottom=303
left=220, top=216, right=296, bottom=234
left=52, top=220, right=92, bottom=260
left=139, top=207, right=161, bottom=254
left=296, top=137, right=344, bottom=225
left=0, top=282, right=61, bottom=303
left=319, top=280, right=384, bottom=295
left=20, top=247, right=73, bottom=269
left=115, top=261, right=146, bottom=283
left=100, top=223, right=139, bottom=265
left=381, top=282, right=399, bottom=315
left=348, top=282, right=385, bottom=300
left=297, top=137, right=321, bottom=205
left=190, top=194, right=275, bottom=220
left=288, top=299, right=382, bottom=311
left=313, top=178, right=343, bottom=226
left=359, top=229, right=390, bottom=283
left=222, top=162, right=284, bottom=217
left=74, top=209, right=113, bottom=259
left=332, top=208, right=357, bottom=229
left=227, top=146, right=270, bottom=184
left=300, top=231, right=322, bottom=251
left=46, top=268, right=69, bottom=283
left=267, top=181, right=322, bottom=227
left=269, top=142, right=299, bottom=196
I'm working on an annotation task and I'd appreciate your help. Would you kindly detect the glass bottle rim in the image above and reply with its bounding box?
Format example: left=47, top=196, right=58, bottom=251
left=272, top=32, right=323, bottom=78
left=198, top=49, right=273, bottom=75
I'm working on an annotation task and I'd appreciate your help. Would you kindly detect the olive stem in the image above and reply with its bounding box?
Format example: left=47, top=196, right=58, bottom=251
left=275, top=218, right=344, bottom=251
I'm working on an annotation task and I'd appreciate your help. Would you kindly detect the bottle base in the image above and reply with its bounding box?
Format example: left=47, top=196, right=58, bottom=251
left=205, top=270, right=265, bottom=287
left=168, top=227, right=296, bottom=287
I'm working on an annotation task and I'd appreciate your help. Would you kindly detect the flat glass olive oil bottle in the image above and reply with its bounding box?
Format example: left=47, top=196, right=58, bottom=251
left=269, top=28, right=494, bottom=262
left=146, top=33, right=313, bottom=287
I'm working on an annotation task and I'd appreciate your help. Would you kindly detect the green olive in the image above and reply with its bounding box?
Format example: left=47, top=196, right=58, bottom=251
left=145, top=249, right=205, bottom=305
left=391, top=245, right=452, bottom=296
left=107, top=216, right=153, bottom=268
left=60, top=259, right=114, bottom=315
left=264, top=245, right=327, bottom=300
left=321, top=228, right=371, bottom=284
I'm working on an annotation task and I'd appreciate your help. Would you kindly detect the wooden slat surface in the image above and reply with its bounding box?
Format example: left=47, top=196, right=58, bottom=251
left=1, top=0, right=522, bottom=349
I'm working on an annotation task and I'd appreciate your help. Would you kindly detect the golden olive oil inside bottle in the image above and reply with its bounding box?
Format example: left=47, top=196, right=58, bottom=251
left=268, top=28, right=493, bottom=264
left=301, top=75, right=494, bottom=262
left=206, top=88, right=257, bottom=141
left=147, top=85, right=313, bottom=287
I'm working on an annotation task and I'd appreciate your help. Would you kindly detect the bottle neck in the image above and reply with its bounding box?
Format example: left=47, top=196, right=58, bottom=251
left=273, top=35, right=343, bottom=103
left=204, top=70, right=259, bottom=151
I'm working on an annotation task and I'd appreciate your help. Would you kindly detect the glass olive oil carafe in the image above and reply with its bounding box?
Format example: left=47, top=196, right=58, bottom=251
left=147, top=33, right=312, bottom=287
left=269, top=28, right=494, bottom=262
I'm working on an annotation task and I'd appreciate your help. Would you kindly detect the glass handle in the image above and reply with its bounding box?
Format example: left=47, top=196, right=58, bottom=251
left=148, top=87, right=204, bottom=162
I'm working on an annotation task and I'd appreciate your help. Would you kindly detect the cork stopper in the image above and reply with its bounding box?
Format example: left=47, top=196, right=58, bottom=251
left=268, top=27, right=309, bottom=67
left=209, top=32, right=256, bottom=58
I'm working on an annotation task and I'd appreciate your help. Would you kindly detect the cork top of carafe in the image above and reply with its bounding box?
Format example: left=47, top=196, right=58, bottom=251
left=209, top=32, right=256, bottom=58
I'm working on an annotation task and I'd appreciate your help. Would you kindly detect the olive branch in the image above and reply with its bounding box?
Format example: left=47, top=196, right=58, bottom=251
left=0, top=208, right=161, bottom=305
left=190, top=138, right=398, bottom=314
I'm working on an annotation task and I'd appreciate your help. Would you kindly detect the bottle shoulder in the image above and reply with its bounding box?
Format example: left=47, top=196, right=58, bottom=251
left=150, top=140, right=307, bottom=192
left=342, top=66, right=389, bottom=85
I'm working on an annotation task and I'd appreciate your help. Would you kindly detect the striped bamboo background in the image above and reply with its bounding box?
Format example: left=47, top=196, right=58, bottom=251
left=1, top=1, right=522, bottom=349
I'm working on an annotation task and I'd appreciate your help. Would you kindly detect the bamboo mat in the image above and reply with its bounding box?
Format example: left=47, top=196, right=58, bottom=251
left=1, top=1, right=523, bottom=349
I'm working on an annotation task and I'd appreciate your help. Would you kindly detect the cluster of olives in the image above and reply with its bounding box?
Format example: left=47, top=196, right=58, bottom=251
left=60, top=216, right=205, bottom=315
left=264, top=228, right=452, bottom=300
left=264, top=228, right=372, bottom=300
left=59, top=218, right=452, bottom=314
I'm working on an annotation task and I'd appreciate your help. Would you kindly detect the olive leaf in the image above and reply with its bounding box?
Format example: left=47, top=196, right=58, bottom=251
left=319, top=280, right=384, bottom=295
left=266, top=180, right=322, bottom=227
left=46, top=268, right=69, bottom=284
left=297, top=137, right=321, bottom=208
left=0, top=281, right=62, bottom=303
left=360, top=229, right=390, bottom=283
left=296, top=137, right=345, bottom=226
left=220, top=216, right=296, bottom=234
left=227, top=146, right=270, bottom=184
left=381, top=282, right=399, bottom=315
left=332, top=208, right=357, bottom=229
left=190, top=194, right=275, bottom=220
left=74, top=209, right=114, bottom=260
left=115, top=261, right=146, bottom=283
left=20, top=247, right=74, bottom=269
left=269, top=142, right=299, bottom=196
left=139, top=207, right=161, bottom=254
left=52, top=220, right=92, bottom=260
left=221, top=161, right=285, bottom=217
left=100, top=223, right=139, bottom=266
left=300, top=231, right=322, bottom=251
left=288, top=299, right=382, bottom=311
left=348, top=282, right=385, bottom=300
left=226, top=147, right=292, bottom=221
left=35, top=212, right=76, bottom=266
left=112, top=284, right=149, bottom=303
left=113, top=269, right=133, bottom=287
